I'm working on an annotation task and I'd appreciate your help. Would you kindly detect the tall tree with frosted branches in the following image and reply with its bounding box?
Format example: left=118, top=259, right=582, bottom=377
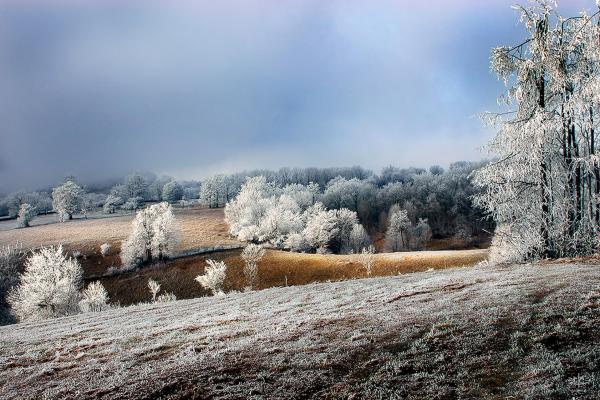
left=474, top=0, right=600, bottom=262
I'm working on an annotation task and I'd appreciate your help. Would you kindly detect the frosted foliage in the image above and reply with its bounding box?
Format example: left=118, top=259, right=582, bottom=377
left=474, top=2, right=600, bottom=261
left=386, top=207, right=411, bottom=252
left=241, top=244, right=265, bottom=288
left=349, top=224, right=370, bottom=253
left=17, top=203, right=36, bottom=228
left=79, top=281, right=109, bottom=313
left=303, top=203, right=339, bottom=251
left=8, top=245, right=82, bottom=322
left=100, top=243, right=111, bottom=257
left=195, top=259, right=227, bottom=295
left=358, top=245, right=376, bottom=276
left=225, top=176, right=369, bottom=253
left=148, top=279, right=161, bottom=302
left=52, top=181, right=84, bottom=222
left=0, top=243, right=22, bottom=298
left=155, top=292, right=177, bottom=303
left=121, top=202, right=180, bottom=267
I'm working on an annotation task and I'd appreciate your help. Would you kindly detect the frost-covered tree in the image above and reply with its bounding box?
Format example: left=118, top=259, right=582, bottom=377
left=385, top=205, right=412, bottom=252
left=121, top=202, right=180, bottom=267
left=349, top=223, right=371, bottom=253
left=121, top=196, right=144, bottom=211
left=410, top=218, right=432, bottom=251
left=333, top=208, right=359, bottom=253
left=358, top=245, right=376, bottom=276
left=17, top=203, right=36, bottom=228
left=474, top=1, right=600, bottom=262
left=201, top=175, right=237, bottom=208
left=162, top=181, right=183, bottom=203
left=303, top=203, right=339, bottom=252
left=0, top=243, right=22, bottom=323
left=124, top=173, right=148, bottom=200
left=147, top=278, right=161, bottom=302
left=103, top=194, right=122, bottom=214
left=52, top=180, right=84, bottom=222
left=79, top=281, right=109, bottom=313
left=195, top=259, right=227, bottom=295
left=241, top=244, right=265, bottom=288
left=8, top=245, right=82, bottom=322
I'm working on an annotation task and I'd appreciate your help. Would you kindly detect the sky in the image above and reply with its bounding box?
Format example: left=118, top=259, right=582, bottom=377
left=0, top=0, right=595, bottom=192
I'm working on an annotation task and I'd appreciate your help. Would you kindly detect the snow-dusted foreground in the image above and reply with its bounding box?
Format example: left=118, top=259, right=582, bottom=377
left=1, top=263, right=599, bottom=399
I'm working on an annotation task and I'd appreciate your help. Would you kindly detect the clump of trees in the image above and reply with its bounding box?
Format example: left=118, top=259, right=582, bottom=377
left=385, top=205, right=432, bottom=252
left=0, top=243, right=23, bottom=324
left=225, top=176, right=371, bottom=254
left=121, top=202, right=180, bottom=268
left=475, top=1, right=600, bottom=262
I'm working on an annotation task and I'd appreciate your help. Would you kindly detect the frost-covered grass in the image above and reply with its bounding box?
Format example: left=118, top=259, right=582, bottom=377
left=0, top=262, right=598, bottom=399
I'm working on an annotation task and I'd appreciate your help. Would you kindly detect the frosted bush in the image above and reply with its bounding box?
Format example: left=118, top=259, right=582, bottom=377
left=100, top=243, right=111, bottom=257
left=358, top=245, right=376, bottom=276
left=241, top=244, right=265, bottom=288
left=79, top=281, right=109, bottom=313
left=148, top=278, right=161, bottom=302
left=17, top=203, right=37, bottom=228
left=8, top=245, right=82, bottom=322
left=121, top=202, right=180, bottom=267
left=195, top=259, right=227, bottom=295
left=155, top=292, right=177, bottom=303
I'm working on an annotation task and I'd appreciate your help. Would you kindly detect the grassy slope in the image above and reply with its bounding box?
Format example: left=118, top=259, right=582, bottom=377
left=1, top=263, right=599, bottom=399
left=98, top=248, right=488, bottom=306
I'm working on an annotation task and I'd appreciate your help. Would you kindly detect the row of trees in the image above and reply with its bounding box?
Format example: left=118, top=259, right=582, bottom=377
left=475, top=1, right=600, bottom=262
left=203, top=162, right=491, bottom=241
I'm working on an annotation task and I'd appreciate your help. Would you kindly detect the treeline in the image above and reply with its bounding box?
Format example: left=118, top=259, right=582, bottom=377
left=201, top=162, right=492, bottom=240
left=1, top=162, right=492, bottom=242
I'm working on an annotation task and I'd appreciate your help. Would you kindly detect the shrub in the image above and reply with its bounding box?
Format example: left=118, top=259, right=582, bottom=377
left=241, top=244, right=265, bottom=288
left=155, top=292, right=177, bottom=303
left=358, top=245, right=376, bottom=276
left=195, top=259, right=227, bottom=295
left=8, top=245, right=82, bottom=322
left=79, top=281, right=109, bottom=313
left=100, top=243, right=111, bottom=257
left=147, top=278, right=161, bottom=302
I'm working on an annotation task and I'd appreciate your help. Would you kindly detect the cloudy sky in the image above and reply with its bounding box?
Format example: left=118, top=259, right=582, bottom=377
left=0, top=0, right=594, bottom=192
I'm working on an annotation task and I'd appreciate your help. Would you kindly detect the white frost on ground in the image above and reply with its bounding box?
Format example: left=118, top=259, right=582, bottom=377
left=0, top=263, right=599, bottom=399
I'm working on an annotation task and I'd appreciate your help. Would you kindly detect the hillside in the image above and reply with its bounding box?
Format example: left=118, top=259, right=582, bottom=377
left=1, top=262, right=599, bottom=399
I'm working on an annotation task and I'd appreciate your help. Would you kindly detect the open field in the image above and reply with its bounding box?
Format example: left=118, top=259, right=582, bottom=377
left=1, top=262, right=599, bottom=399
left=98, top=248, right=488, bottom=306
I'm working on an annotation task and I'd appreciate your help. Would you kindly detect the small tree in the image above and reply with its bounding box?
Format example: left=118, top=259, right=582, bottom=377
left=385, top=206, right=411, bottom=252
left=8, top=245, right=82, bottom=322
left=79, top=281, right=109, bottom=313
left=195, top=259, right=227, bottom=295
left=349, top=223, right=370, bottom=253
left=241, top=244, right=265, bottom=288
left=121, top=202, right=180, bottom=267
left=162, top=181, right=183, bottom=203
left=17, top=203, right=37, bottom=228
left=358, top=245, right=376, bottom=276
left=52, top=180, right=84, bottom=222
left=103, top=195, right=122, bottom=214
left=147, top=278, right=161, bottom=302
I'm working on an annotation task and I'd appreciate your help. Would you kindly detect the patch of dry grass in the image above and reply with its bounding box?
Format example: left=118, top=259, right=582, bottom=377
left=98, top=249, right=488, bottom=306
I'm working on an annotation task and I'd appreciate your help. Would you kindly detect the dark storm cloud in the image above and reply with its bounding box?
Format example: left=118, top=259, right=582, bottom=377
left=0, top=0, right=594, bottom=192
